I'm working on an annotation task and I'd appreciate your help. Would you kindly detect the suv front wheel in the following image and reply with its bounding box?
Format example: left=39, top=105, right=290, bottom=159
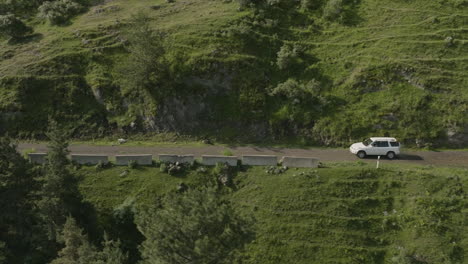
left=387, top=151, right=396, bottom=160
left=357, top=151, right=366, bottom=159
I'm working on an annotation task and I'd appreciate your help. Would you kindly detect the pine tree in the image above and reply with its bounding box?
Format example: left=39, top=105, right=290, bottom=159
left=37, top=120, right=81, bottom=241
left=0, top=241, right=6, bottom=264
left=137, top=186, right=254, bottom=264
left=0, top=137, right=43, bottom=263
left=93, top=233, right=127, bottom=264
left=51, top=218, right=127, bottom=264
left=50, top=216, right=97, bottom=264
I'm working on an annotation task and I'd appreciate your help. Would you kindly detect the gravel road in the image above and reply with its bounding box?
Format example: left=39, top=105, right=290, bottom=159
left=16, top=143, right=468, bottom=168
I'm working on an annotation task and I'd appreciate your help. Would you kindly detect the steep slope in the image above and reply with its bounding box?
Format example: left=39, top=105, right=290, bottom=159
left=0, top=0, right=467, bottom=146
left=78, top=164, right=468, bottom=264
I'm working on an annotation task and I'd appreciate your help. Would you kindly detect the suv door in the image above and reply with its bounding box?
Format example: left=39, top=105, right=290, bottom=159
left=369, top=141, right=390, bottom=155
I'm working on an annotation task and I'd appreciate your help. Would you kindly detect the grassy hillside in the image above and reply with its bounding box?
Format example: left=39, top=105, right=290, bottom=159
left=0, top=0, right=467, bottom=147
left=78, top=163, right=468, bottom=263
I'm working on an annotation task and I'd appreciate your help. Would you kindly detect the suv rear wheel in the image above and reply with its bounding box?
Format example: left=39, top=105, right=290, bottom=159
left=357, top=151, right=366, bottom=159
left=387, top=151, right=396, bottom=160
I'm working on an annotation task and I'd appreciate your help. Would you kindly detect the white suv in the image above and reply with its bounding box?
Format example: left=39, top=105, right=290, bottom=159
left=349, top=137, right=401, bottom=159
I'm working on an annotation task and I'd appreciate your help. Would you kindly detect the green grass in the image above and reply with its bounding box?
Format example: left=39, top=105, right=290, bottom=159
left=222, top=148, right=234, bottom=156
left=232, top=165, right=467, bottom=263
left=77, top=163, right=467, bottom=263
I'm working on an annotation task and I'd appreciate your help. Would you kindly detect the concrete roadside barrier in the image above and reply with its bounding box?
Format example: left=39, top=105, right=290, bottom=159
left=71, top=154, right=108, bottom=165
left=116, top=154, right=153, bottom=166
left=202, top=155, right=238, bottom=166
left=28, top=153, right=47, bottom=164
left=280, top=156, right=319, bottom=168
left=242, top=155, right=278, bottom=166
left=159, top=154, right=195, bottom=164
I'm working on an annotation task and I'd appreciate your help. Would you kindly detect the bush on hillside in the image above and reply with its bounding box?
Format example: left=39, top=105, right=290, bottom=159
left=446, top=0, right=468, bottom=7
left=237, top=0, right=264, bottom=9
left=137, top=186, right=254, bottom=264
left=38, top=0, right=84, bottom=25
left=266, top=0, right=281, bottom=6
left=323, top=0, right=343, bottom=21
left=301, top=0, right=321, bottom=10
left=276, top=44, right=300, bottom=70
left=270, top=78, right=320, bottom=99
left=0, top=14, right=33, bottom=39
left=120, top=12, right=168, bottom=100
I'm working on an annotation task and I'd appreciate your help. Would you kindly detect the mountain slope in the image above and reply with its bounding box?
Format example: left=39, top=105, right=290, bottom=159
left=0, top=0, right=467, bottom=147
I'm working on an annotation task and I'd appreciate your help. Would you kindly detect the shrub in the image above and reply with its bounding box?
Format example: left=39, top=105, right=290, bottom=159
left=128, top=160, right=137, bottom=169
left=113, top=197, right=136, bottom=224
left=159, top=163, right=167, bottom=173
left=301, top=0, right=320, bottom=10
left=95, top=161, right=106, bottom=170
left=276, top=44, right=297, bottom=70
left=0, top=14, right=33, bottom=39
left=119, top=12, right=167, bottom=100
left=323, top=0, right=343, bottom=21
left=237, top=0, right=255, bottom=9
left=213, top=162, right=234, bottom=186
left=266, top=0, right=281, bottom=6
left=276, top=43, right=304, bottom=70
left=38, top=0, right=84, bottom=25
left=270, top=78, right=320, bottom=99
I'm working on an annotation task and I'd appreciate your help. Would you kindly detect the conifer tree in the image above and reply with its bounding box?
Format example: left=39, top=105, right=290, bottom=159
left=0, top=137, right=42, bottom=263
left=50, top=216, right=97, bottom=264
left=137, top=186, right=254, bottom=264
left=93, top=233, right=127, bottom=264
left=0, top=241, right=5, bottom=264
left=37, top=120, right=81, bottom=241
left=51, top=218, right=127, bottom=264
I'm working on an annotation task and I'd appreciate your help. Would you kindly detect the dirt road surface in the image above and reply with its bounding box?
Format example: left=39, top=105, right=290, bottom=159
left=17, top=142, right=468, bottom=168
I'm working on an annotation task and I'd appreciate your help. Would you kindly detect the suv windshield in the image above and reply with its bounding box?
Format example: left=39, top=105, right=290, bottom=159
left=363, top=138, right=373, bottom=146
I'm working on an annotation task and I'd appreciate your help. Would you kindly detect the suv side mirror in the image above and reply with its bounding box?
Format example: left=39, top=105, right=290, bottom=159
left=371, top=143, right=377, bottom=147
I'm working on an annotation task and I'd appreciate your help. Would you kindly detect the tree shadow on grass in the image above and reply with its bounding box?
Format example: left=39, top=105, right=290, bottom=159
left=341, top=0, right=365, bottom=27
left=8, top=33, right=43, bottom=45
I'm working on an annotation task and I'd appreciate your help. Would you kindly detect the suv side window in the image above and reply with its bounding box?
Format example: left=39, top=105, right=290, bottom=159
left=375, top=141, right=389, bottom=147
left=390, top=142, right=400, bottom=147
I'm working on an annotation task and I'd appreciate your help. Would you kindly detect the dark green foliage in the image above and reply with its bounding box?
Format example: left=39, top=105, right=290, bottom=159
left=94, top=233, right=128, bottom=264
left=38, top=0, right=84, bottom=25
left=50, top=217, right=128, bottom=264
left=269, top=79, right=326, bottom=136
left=37, top=120, right=85, bottom=242
left=0, top=14, right=32, bottom=39
left=0, top=0, right=46, bottom=15
left=0, top=75, right=107, bottom=139
left=50, top=216, right=98, bottom=264
left=300, top=0, right=321, bottom=10
left=276, top=44, right=302, bottom=70
left=112, top=198, right=143, bottom=263
left=0, top=137, right=45, bottom=263
left=0, top=242, right=5, bottom=264
left=137, top=186, right=254, bottom=264
left=270, top=78, right=320, bottom=99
